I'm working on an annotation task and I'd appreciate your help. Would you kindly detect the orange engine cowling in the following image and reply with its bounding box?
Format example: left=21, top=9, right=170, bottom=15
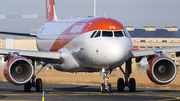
left=147, top=56, right=177, bottom=84
left=3, top=57, right=34, bottom=85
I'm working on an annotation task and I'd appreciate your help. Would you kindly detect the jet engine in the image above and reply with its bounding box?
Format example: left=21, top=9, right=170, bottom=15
left=147, top=56, right=177, bottom=84
left=3, top=57, right=34, bottom=85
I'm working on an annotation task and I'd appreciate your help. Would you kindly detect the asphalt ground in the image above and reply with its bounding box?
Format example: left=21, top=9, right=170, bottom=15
left=0, top=81, right=180, bottom=101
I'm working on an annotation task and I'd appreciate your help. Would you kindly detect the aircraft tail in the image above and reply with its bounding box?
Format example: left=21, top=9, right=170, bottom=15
left=46, top=0, right=58, bottom=22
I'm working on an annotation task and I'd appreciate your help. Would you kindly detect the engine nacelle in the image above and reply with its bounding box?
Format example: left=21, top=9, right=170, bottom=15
left=147, top=56, right=177, bottom=84
left=3, top=57, right=34, bottom=85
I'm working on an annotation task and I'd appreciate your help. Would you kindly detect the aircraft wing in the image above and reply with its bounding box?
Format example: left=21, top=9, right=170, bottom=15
left=130, top=46, right=180, bottom=58
left=0, top=31, right=37, bottom=37
left=0, top=48, right=62, bottom=63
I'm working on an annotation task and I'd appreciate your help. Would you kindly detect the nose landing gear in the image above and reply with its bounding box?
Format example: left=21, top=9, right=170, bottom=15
left=100, top=68, right=112, bottom=93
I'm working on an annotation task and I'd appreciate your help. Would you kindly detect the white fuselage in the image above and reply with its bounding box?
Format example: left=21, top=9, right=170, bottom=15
left=36, top=17, right=132, bottom=72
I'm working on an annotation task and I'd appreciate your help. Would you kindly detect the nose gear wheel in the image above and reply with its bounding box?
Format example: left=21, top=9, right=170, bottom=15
left=100, top=68, right=112, bottom=93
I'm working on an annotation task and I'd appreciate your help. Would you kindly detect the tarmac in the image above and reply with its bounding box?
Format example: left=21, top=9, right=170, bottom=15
left=0, top=81, right=180, bottom=101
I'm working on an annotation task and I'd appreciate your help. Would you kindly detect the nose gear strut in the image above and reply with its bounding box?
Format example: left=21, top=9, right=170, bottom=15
left=100, top=67, right=112, bottom=93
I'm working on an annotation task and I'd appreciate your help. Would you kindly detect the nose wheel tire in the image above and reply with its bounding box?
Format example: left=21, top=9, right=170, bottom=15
left=36, top=78, right=43, bottom=92
left=24, top=81, right=31, bottom=92
left=117, top=78, right=125, bottom=92
left=107, top=83, right=112, bottom=93
left=129, top=78, right=136, bottom=92
left=101, top=83, right=105, bottom=93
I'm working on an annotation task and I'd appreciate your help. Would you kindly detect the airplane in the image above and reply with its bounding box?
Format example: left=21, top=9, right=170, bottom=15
left=0, top=0, right=180, bottom=93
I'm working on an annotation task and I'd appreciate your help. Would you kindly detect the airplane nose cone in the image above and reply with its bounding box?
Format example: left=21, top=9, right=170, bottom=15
left=107, top=44, right=129, bottom=64
left=102, top=38, right=132, bottom=66
left=86, top=37, right=132, bottom=67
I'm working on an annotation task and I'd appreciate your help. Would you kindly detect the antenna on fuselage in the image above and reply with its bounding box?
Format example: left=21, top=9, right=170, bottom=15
left=71, top=14, right=73, bottom=19
left=94, top=0, right=96, bottom=18
left=104, top=12, right=107, bottom=18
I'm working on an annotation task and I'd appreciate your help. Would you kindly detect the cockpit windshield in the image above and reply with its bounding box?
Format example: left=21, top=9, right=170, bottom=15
left=102, top=31, right=113, bottom=37
left=123, top=31, right=131, bottom=38
left=114, top=31, right=124, bottom=37
left=90, top=31, right=97, bottom=38
left=90, top=30, right=130, bottom=38
left=94, top=31, right=101, bottom=38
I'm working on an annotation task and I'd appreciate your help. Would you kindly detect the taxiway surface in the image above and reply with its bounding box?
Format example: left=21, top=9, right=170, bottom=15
left=0, top=81, right=180, bottom=101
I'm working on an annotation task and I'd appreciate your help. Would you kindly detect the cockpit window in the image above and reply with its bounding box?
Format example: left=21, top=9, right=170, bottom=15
left=90, top=31, right=97, bottom=38
left=90, top=30, right=130, bottom=38
left=94, top=31, right=101, bottom=38
left=114, top=31, right=124, bottom=37
left=102, top=31, right=113, bottom=37
left=123, top=31, right=131, bottom=38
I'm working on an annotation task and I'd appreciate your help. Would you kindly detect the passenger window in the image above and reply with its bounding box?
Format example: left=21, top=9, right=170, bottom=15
left=90, top=31, right=97, bottom=38
left=114, top=31, right=124, bottom=37
left=102, top=31, right=113, bottom=37
left=94, top=31, right=101, bottom=38
left=123, top=31, right=131, bottom=38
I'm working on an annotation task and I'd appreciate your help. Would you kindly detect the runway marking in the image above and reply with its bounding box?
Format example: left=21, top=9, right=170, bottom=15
left=0, top=100, right=38, bottom=101
left=0, top=94, right=42, bottom=96
left=176, top=97, right=180, bottom=99
left=136, top=94, right=180, bottom=101
left=0, top=92, right=178, bottom=96
left=1, top=92, right=180, bottom=101
left=0, top=92, right=131, bottom=96
left=49, top=92, right=131, bottom=96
